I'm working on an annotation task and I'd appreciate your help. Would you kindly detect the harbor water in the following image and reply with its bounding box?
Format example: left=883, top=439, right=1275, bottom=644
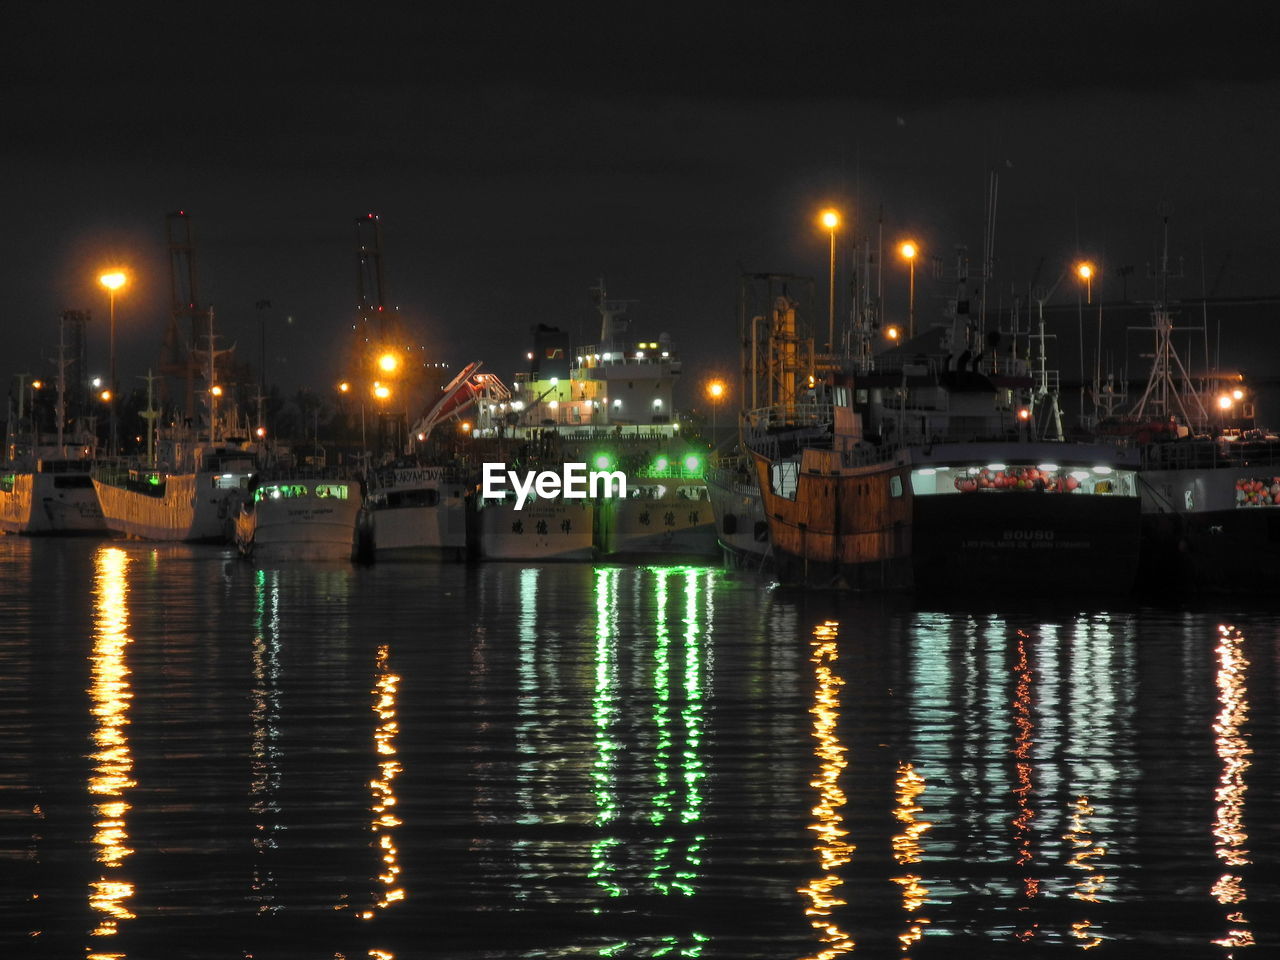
left=1, top=537, right=1278, bottom=958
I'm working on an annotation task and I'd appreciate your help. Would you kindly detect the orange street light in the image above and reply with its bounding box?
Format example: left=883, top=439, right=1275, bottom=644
left=900, top=241, right=918, bottom=339
left=378, top=352, right=399, bottom=373
left=1077, top=261, right=1094, bottom=304
left=98, top=269, right=129, bottom=455
left=706, top=378, right=726, bottom=442
left=819, top=209, right=841, bottom=352
left=338, top=381, right=351, bottom=393
left=885, top=325, right=901, bottom=341
left=373, top=384, right=391, bottom=400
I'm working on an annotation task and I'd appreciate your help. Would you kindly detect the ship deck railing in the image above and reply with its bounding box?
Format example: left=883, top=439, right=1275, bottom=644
left=1142, top=435, right=1280, bottom=470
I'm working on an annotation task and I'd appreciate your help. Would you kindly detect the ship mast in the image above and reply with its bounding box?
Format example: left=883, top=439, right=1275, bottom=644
left=1128, top=216, right=1208, bottom=429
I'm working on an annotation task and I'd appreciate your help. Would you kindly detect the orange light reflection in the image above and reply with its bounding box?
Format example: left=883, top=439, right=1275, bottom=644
left=797, top=620, right=855, bottom=959
left=88, top=547, right=136, bottom=939
left=1210, top=625, right=1252, bottom=953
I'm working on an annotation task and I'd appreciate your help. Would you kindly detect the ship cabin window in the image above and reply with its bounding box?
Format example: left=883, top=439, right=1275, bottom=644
left=313, top=484, right=349, bottom=500
left=212, top=473, right=251, bottom=490
left=0, top=474, right=14, bottom=493
left=770, top=461, right=799, bottom=501
left=890, top=476, right=904, bottom=498
left=386, top=488, right=438, bottom=509
left=53, top=474, right=94, bottom=489
left=910, top=465, right=1138, bottom=496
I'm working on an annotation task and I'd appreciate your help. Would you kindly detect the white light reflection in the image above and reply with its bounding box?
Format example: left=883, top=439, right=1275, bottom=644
left=1210, top=624, right=1253, bottom=954
left=88, top=546, right=136, bottom=942
left=249, top=568, right=282, bottom=913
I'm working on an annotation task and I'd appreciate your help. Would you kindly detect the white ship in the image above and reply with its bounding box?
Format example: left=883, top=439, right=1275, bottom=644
left=235, top=467, right=365, bottom=561
left=473, top=494, right=594, bottom=561
left=466, top=280, right=717, bottom=562
left=364, top=462, right=468, bottom=561
left=94, top=436, right=258, bottom=542
left=2, top=318, right=107, bottom=536
left=1, top=454, right=105, bottom=535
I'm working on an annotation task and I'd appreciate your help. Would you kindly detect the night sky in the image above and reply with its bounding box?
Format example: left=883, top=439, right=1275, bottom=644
left=5, top=4, right=1279, bottom=417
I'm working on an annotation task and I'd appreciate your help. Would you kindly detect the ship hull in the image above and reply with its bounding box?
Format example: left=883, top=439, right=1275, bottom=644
left=366, top=472, right=468, bottom=561
left=475, top=499, right=594, bottom=561
left=1138, top=464, right=1280, bottom=593
left=704, top=470, right=771, bottom=569
left=1, top=470, right=105, bottom=535
left=753, top=443, right=1141, bottom=595
left=237, top=477, right=363, bottom=562
left=94, top=473, right=242, bottom=542
left=596, top=482, right=718, bottom=562
left=912, top=491, right=1140, bottom=595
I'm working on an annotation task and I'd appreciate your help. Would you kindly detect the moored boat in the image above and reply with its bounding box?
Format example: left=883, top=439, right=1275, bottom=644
left=93, top=438, right=258, bottom=542
left=235, top=467, right=366, bottom=561
left=743, top=252, right=1141, bottom=595
left=1, top=455, right=106, bottom=535
left=364, top=461, right=469, bottom=561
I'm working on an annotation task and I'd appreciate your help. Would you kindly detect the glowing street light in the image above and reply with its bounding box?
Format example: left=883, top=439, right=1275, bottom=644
left=338, top=381, right=351, bottom=393
left=373, top=384, right=391, bottom=400
left=706, top=379, right=726, bottom=444
left=885, top=325, right=901, bottom=341
left=900, top=241, right=918, bottom=339
left=98, top=269, right=128, bottom=456
left=378, top=352, right=399, bottom=374
left=819, top=209, right=840, bottom=352
left=1077, top=261, right=1094, bottom=304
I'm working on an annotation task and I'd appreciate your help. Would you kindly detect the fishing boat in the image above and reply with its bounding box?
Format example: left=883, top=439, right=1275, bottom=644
left=363, top=461, right=469, bottom=561
left=472, top=492, right=595, bottom=560
left=1, top=320, right=107, bottom=536
left=1091, top=221, right=1280, bottom=593
left=743, top=252, right=1141, bottom=595
left=705, top=453, right=771, bottom=568
left=596, top=452, right=717, bottom=561
left=1, top=452, right=105, bottom=535
left=235, top=464, right=366, bottom=561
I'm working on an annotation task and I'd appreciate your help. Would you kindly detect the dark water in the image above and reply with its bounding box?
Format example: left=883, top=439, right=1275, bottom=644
left=1, top=539, right=1278, bottom=959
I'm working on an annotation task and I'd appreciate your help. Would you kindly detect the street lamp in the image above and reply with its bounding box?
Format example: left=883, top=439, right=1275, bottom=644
left=899, top=241, right=918, bottom=339
left=98, top=270, right=127, bottom=456
left=1077, top=262, right=1094, bottom=304
left=819, top=209, right=840, bottom=352
left=706, top=379, right=726, bottom=446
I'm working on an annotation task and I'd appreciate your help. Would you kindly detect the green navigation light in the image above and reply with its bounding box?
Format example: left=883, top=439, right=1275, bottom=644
left=683, top=454, right=701, bottom=473
left=655, top=455, right=670, bottom=471
left=593, top=452, right=614, bottom=471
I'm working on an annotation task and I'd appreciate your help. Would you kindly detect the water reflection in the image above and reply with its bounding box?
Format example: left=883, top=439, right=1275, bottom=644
left=891, top=763, right=931, bottom=954
left=361, top=643, right=405, bottom=917
left=88, top=545, right=136, bottom=951
left=1210, top=624, right=1253, bottom=954
left=249, top=567, right=283, bottom=913
left=591, top=566, right=712, bottom=956
left=797, top=619, right=855, bottom=959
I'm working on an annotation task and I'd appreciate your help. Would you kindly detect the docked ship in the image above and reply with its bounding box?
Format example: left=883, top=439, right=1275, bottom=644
left=1, top=448, right=105, bottom=535
left=465, top=280, right=717, bottom=562
left=234, top=463, right=366, bottom=561
left=743, top=255, right=1141, bottom=594
left=363, top=461, right=468, bottom=561
left=705, top=452, right=771, bottom=568
left=94, top=431, right=259, bottom=542
left=1, top=320, right=107, bottom=536
left=1092, top=225, right=1280, bottom=593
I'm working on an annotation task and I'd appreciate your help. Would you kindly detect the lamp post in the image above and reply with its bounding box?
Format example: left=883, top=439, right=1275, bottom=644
left=706, top=379, right=725, bottom=446
left=98, top=270, right=127, bottom=456
left=819, top=209, right=840, bottom=352
left=1076, top=261, right=1094, bottom=423
left=899, top=241, right=918, bottom=339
